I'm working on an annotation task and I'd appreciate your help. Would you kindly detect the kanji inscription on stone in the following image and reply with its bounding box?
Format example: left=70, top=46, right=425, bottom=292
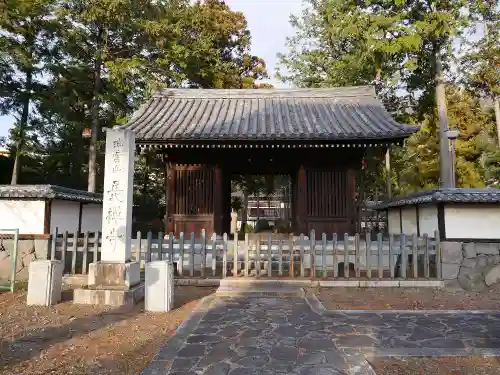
left=101, top=128, right=135, bottom=262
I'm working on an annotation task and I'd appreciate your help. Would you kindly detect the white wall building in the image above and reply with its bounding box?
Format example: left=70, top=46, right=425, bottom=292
left=0, top=185, right=103, bottom=235
left=378, top=188, right=500, bottom=241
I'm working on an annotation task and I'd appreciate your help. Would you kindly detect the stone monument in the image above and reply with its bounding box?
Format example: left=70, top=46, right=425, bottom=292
left=74, top=127, right=144, bottom=306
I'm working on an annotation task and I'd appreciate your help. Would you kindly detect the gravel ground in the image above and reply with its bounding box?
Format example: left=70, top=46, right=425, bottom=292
left=369, top=356, right=500, bottom=375
left=0, top=286, right=216, bottom=375
left=313, top=285, right=500, bottom=310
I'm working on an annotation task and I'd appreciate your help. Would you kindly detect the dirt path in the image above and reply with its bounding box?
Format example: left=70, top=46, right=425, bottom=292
left=0, top=286, right=215, bottom=375
left=313, top=285, right=500, bottom=310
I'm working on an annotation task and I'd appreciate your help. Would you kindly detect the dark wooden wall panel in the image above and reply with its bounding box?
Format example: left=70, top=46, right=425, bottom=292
left=169, top=164, right=216, bottom=236
left=304, top=168, right=352, bottom=235
left=174, top=165, right=214, bottom=215
left=306, top=169, right=347, bottom=217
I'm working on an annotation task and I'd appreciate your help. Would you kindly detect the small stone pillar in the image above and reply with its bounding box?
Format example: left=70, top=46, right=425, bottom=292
left=27, top=260, right=63, bottom=306
left=231, top=212, right=238, bottom=236
left=145, top=260, right=174, bottom=312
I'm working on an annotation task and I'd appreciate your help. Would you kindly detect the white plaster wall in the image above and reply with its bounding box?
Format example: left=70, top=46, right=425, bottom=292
left=0, top=200, right=46, bottom=234
left=387, top=208, right=401, bottom=235
left=81, top=203, right=102, bottom=232
left=401, top=206, right=418, bottom=234
left=50, top=199, right=80, bottom=234
left=445, top=204, right=500, bottom=240
left=418, top=204, right=439, bottom=237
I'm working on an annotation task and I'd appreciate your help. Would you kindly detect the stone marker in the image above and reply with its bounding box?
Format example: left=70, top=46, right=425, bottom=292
left=145, top=260, right=174, bottom=312
left=101, top=127, right=135, bottom=263
left=231, top=212, right=238, bottom=235
left=27, top=260, right=63, bottom=306
left=74, top=127, right=143, bottom=306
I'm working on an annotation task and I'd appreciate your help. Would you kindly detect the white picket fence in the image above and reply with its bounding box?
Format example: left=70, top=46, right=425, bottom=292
left=49, top=229, right=442, bottom=280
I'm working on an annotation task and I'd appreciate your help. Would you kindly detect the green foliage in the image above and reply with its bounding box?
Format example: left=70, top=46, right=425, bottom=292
left=1, top=0, right=269, bottom=190
left=231, top=196, right=243, bottom=212
left=0, top=0, right=62, bottom=183
left=280, top=0, right=500, bottom=193
left=483, top=150, right=500, bottom=188
left=1, top=0, right=499, bottom=198
left=243, top=223, right=254, bottom=234
left=461, top=1, right=499, bottom=100
left=397, top=87, right=493, bottom=192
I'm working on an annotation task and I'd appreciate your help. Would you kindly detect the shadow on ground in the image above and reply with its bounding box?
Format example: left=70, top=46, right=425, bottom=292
left=0, top=286, right=215, bottom=374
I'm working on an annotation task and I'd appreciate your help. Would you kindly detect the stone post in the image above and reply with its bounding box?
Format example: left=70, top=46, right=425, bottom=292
left=27, top=260, right=63, bottom=306
left=231, top=212, right=238, bottom=236
left=74, top=127, right=143, bottom=306
left=145, top=260, right=174, bottom=312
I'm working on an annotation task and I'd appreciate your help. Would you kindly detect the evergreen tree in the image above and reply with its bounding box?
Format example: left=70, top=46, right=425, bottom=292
left=462, top=0, right=500, bottom=145
left=0, top=0, right=60, bottom=184
left=399, top=86, right=493, bottom=191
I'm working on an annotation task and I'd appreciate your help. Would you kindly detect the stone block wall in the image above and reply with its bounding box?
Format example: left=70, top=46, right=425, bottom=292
left=441, top=241, right=500, bottom=291
left=0, top=236, right=50, bottom=281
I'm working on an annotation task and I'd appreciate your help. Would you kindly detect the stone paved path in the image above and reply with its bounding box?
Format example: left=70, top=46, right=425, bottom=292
left=142, top=295, right=500, bottom=375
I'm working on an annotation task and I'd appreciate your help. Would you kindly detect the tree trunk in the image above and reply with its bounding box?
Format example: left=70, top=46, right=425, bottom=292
left=433, top=46, right=452, bottom=188
left=375, top=67, right=382, bottom=95
left=374, top=52, right=382, bottom=95
left=88, top=28, right=104, bottom=193
left=11, top=70, right=33, bottom=185
left=484, top=20, right=500, bottom=147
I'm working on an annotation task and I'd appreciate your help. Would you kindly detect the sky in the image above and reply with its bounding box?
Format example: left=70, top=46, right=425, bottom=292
left=0, top=0, right=303, bottom=140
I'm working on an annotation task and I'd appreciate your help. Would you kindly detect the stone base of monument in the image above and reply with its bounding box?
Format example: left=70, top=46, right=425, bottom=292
left=73, top=261, right=145, bottom=306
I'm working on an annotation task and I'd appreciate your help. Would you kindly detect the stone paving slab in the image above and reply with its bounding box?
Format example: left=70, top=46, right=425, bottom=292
left=140, top=294, right=500, bottom=375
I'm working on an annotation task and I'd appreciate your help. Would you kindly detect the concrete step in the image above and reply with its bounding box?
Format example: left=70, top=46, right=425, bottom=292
left=216, top=284, right=305, bottom=297
left=219, top=278, right=313, bottom=288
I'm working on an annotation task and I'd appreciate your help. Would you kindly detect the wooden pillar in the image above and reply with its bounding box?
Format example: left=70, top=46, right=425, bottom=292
left=385, top=147, right=392, bottom=199
left=214, top=165, right=223, bottom=235
left=164, top=162, right=176, bottom=234
left=290, top=172, right=297, bottom=232
left=297, top=165, right=307, bottom=234
left=347, top=168, right=356, bottom=235
left=221, top=170, right=231, bottom=234
left=358, top=166, right=365, bottom=233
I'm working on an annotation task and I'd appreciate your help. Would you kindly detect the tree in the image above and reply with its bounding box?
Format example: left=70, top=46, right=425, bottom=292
left=398, top=86, right=492, bottom=191
left=175, top=0, right=269, bottom=89
left=54, top=0, right=168, bottom=192
left=277, top=1, right=420, bottom=90
left=462, top=0, right=500, bottom=145
left=278, top=0, right=471, bottom=192
left=0, top=0, right=60, bottom=184
left=410, top=0, right=468, bottom=188
left=1, top=0, right=270, bottom=197
left=43, top=0, right=270, bottom=193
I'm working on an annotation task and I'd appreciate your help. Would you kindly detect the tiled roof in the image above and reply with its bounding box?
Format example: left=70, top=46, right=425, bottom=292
left=0, top=185, right=102, bottom=203
left=376, top=188, right=500, bottom=209
left=125, top=86, right=418, bottom=142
